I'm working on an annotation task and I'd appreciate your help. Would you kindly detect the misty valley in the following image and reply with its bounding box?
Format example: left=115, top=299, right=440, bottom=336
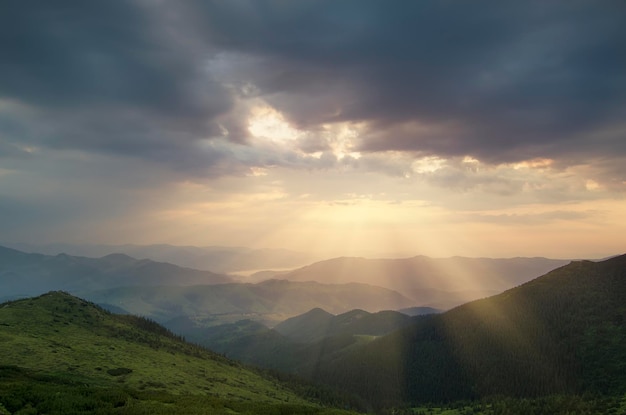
left=1, top=244, right=626, bottom=414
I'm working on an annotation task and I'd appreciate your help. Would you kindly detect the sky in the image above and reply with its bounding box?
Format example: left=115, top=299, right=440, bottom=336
left=1, top=1, right=625, bottom=259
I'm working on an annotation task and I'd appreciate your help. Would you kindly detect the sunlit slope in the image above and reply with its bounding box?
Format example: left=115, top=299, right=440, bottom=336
left=314, top=254, right=626, bottom=408
left=0, top=292, right=357, bottom=414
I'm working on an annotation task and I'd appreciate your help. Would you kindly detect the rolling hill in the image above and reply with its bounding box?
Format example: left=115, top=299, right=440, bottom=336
left=274, top=308, right=415, bottom=343
left=178, top=307, right=425, bottom=378
left=0, top=291, right=359, bottom=414
left=0, top=245, right=234, bottom=299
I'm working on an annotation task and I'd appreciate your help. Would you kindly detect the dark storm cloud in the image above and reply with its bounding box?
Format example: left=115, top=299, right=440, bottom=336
left=0, top=1, right=230, bottom=116
left=197, top=0, right=626, bottom=166
left=0, top=0, right=242, bottom=174
left=1, top=0, right=624, bottom=182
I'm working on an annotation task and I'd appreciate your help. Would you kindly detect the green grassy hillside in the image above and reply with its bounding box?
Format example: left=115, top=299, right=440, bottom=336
left=0, top=292, right=358, bottom=414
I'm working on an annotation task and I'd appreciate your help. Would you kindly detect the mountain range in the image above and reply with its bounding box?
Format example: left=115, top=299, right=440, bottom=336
left=184, top=307, right=429, bottom=377
left=2, top=248, right=625, bottom=413
left=84, top=279, right=416, bottom=326
left=173, top=254, right=626, bottom=411
left=0, top=243, right=584, bottom=331
left=0, top=245, right=233, bottom=300
left=269, top=256, right=570, bottom=308
left=1, top=244, right=573, bottom=312
left=2, top=242, right=317, bottom=273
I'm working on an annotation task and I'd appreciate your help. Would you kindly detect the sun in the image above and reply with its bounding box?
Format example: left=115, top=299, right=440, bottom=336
left=248, top=105, right=301, bottom=144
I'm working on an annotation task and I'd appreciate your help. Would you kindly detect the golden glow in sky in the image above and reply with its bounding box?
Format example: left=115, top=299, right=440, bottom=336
left=89, top=149, right=626, bottom=261
left=2, top=2, right=625, bottom=262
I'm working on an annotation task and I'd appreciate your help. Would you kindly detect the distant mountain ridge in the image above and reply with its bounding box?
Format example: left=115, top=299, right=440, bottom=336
left=0, top=245, right=233, bottom=299
left=84, top=279, right=416, bottom=326
left=2, top=243, right=576, bottom=311
left=279, top=255, right=570, bottom=308
left=2, top=242, right=317, bottom=272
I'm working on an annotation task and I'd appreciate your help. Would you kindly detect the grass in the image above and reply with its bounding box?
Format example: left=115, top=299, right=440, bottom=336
left=405, top=394, right=626, bottom=415
left=0, top=292, right=359, bottom=414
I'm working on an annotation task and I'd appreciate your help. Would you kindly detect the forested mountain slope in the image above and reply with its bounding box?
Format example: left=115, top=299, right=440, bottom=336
left=312, top=255, right=626, bottom=408
left=181, top=308, right=422, bottom=375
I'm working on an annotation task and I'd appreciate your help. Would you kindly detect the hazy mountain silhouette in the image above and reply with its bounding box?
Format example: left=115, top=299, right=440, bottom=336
left=0, top=245, right=233, bottom=298
left=279, top=256, right=570, bottom=308
left=398, top=306, right=442, bottom=316
left=83, top=279, right=416, bottom=326
left=3, top=242, right=317, bottom=272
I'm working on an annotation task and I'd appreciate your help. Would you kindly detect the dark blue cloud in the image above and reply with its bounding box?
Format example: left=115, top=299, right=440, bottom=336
left=0, top=0, right=237, bottom=172
left=0, top=0, right=624, bottom=180
left=197, top=0, right=626, bottom=164
left=0, top=1, right=230, bottom=116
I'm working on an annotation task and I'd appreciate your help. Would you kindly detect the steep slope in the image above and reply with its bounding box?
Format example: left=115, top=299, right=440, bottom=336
left=312, top=254, right=626, bottom=408
left=0, top=245, right=233, bottom=298
left=0, top=292, right=357, bottom=414
left=281, top=256, right=569, bottom=308
left=84, top=279, right=415, bottom=326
